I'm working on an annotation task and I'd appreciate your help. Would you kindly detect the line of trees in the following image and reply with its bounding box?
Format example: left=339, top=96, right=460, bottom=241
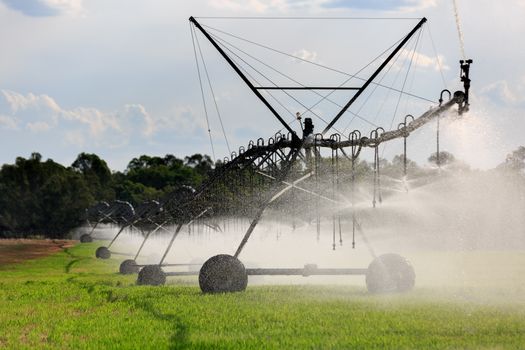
left=0, top=152, right=213, bottom=238
left=0, top=146, right=523, bottom=239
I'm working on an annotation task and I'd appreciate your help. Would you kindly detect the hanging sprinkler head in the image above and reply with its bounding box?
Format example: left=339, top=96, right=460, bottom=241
left=457, top=59, right=473, bottom=114
left=303, top=118, right=314, bottom=138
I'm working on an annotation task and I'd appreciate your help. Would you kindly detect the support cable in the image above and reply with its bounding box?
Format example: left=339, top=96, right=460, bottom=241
left=370, top=47, right=409, bottom=126
left=210, top=32, right=380, bottom=129
left=401, top=35, right=422, bottom=119
left=217, top=38, right=349, bottom=135
left=341, top=32, right=414, bottom=134
left=426, top=24, right=448, bottom=89
left=190, top=23, right=216, bottom=161
left=298, top=37, right=407, bottom=129
left=387, top=27, right=422, bottom=132
left=202, top=24, right=435, bottom=103
left=223, top=47, right=298, bottom=120
left=196, top=16, right=422, bottom=20
left=382, top=27, right=422, bottom=158
left=426, top=24, right=446, bottom=169
left=193, top=25, right=232, bottom=154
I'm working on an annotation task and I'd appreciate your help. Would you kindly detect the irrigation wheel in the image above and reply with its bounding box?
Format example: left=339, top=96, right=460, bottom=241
left=137, top=265, right=166, bottom=286
left=199, top=254, right=247, bottom=293
left=95, top=246, right=111, bottom=259
left=366, top=253, right=415, bottom=293
left=119, top=259, right=139, bottom=274
left=79, top=234, right=93, bottom=243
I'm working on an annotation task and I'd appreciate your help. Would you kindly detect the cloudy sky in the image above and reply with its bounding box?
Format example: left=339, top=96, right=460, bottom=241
left=0, top=0, right=523, bottom=170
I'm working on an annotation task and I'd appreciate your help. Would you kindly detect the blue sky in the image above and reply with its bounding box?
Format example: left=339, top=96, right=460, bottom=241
left=0, top=0, right=524, bottom=170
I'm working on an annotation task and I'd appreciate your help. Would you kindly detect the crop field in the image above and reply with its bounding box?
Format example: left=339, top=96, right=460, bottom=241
left=1, top=242, right=525, bottom=349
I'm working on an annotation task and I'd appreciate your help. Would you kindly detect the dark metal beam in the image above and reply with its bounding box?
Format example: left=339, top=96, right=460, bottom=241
left=164, top=267, right=368, bottom=277
left=321, top=17, right=427, bottom=135
left=190, top=16, right=299, bottom=142
left=246, top=267, right=368, bottom=276
left=255, top=86, right=361, bottom=90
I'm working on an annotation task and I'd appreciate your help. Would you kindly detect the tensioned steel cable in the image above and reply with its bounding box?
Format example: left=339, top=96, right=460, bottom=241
left=190, top=23, right=216, bottom=161
left=388, top=26, right=422, bottom=132
left=193, top=24, right=232, bottom=154
left=296, top=37, right=407, bottom=127
left=195, top=17, right=422, bottom=20
left=380, top=25, right=423, bottom=158
left=207, top=33, right=303, bottom=129
left=208, top=31, right=380, bottom=128
left=201, top=23, right=435, bottom=103
left=216, top=43, right=299, bottom=121
left=208, top=27, right=423, bottom=140
left=367, top=27, right=420, bottom=130
left=341, top=32, right=418, bottom=134
left=216, top=37, right=346, bottom=135
left=370, top=41, right=412, bottom=127
left=203, top=22, right=438, bottom=140
left=426, top=23, right=447, bottom=170
left=427, top=24, right=448, bottom=89
left=402, top=30, right=424, bottom=119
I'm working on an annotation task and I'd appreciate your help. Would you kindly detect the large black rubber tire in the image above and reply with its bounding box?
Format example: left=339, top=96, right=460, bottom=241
left=80, top=234, right=93, bottom=243
left=137, top=265, right=166, bottom=286
left=95, top=246, right=111, bottom=260
left=199, top=254, right=247, bottom=293
left=119, top=259, right=139, bottom=274
left=366, top=253, right=415, bottom=293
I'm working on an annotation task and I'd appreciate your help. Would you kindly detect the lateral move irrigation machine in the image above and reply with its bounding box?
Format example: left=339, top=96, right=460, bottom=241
left=87, top=16, right=472, bottom=293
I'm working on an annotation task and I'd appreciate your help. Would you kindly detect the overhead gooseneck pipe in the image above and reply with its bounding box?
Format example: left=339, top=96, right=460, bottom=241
left=321, top=17, right=427, bottom=135
left=189, top=16, right=301, bottom=145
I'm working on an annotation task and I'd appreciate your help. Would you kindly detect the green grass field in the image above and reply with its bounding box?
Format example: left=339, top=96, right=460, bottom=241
left=1, top=243, right=525, bottom=349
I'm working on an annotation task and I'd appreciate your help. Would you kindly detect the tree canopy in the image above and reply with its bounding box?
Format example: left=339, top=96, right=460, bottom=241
left=0, top=152, right=213, bottom=238
left=0, top=147, right=522, bottom=238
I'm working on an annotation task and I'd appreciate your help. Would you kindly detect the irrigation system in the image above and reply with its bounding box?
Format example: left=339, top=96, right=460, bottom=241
left=85, top=16, right=473, bottom=293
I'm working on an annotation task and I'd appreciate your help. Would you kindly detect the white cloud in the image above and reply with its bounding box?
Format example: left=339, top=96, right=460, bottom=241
left=63, top=107, right=121, bottom=137
left=0, top=115, right=17, bottom=130
left=0, top=0, right=83, bottom=17
left=0, top=89, right=205, bottom=149
left=208, top=0, right=290, bottom=12
left=292, top=49, right=318, bottom=63
left=1, top=90, right=118, bottom=137
left=480, top=78, right=525, bottom=107
left=64, top=129, right=85, bottom=147
left=394, top=49, right=449, bottom=72
left=157, top=105, right=206, bottom=135
left=119, top=104, right=156, bottom=137
left=43, top=0, right=83, bottom=15
left=207, top=0, right=437, bottom=13
left=399, top=0, right=436, bottom=12
left=27, top=121, right=51, bottom=132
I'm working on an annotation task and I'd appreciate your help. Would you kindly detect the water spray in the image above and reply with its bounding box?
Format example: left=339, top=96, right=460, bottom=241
left=83, top=16, right=475, bottom=295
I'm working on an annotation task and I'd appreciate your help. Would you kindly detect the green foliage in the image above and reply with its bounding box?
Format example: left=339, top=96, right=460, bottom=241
left=0, top=154, right=93, bottom=238
left=0, top=153, right=214, bottom=238
left=112, top=177, right=163, bottom=205
left=124, top=154, right=210, bottom=192
left=71, top=153, right=114, bottom=200
left=1, top=146, right=522, bottom=238
left=1, top=244, right=525, bottom=349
